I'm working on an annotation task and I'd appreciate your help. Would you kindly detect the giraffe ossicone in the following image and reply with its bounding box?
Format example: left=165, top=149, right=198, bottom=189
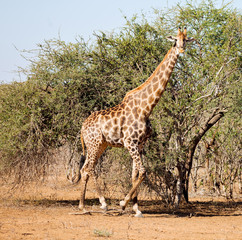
left=77, top=27, right=194, bottom=217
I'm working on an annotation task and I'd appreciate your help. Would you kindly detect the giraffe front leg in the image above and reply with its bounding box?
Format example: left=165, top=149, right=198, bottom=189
left=132, top=195, right=143, bottom=218
left=120, top=147, right=146, bottom=217
left=131, top=162, right=143, bottom=217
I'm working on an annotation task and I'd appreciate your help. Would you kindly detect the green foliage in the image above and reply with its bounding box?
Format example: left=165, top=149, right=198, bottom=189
left=150, top=0, right=241, bottom=161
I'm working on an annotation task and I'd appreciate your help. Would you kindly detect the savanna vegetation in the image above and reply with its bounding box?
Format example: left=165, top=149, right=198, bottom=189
left=0, top=0, right=241, bottom=206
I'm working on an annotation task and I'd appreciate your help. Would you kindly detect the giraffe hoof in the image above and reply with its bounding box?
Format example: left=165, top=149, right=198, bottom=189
left=120, top=201, right=126, bottom=210
left=78, top=205, right=84, bottom=211
left=134, top=211, right=144, bottom=218
left=100, top=205, right=108, bottom=211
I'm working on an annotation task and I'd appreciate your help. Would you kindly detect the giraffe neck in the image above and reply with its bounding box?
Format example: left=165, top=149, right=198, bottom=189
left=123, top=47, right=179, bottom=118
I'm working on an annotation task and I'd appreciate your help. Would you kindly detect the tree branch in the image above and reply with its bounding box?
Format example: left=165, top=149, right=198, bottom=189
left=182, top=108, right=227, bottom=202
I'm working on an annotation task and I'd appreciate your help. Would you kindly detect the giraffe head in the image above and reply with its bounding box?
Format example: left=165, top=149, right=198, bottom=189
left=166, top=27, right=194, bottom=53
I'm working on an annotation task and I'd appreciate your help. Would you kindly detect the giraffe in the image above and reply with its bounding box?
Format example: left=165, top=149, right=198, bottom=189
left=78, top=27, right=194, bottom=217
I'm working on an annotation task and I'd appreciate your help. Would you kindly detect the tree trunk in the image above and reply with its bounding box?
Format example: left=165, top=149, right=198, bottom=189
left=174, top=164, right=184, bottom=207
left=183, top=109, right=226, bottom=203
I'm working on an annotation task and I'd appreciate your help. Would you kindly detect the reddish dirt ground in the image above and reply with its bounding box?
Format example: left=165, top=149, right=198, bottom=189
left=0, top=182, right=241, bottom=240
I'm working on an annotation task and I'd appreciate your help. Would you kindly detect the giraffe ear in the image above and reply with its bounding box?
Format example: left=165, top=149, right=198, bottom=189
left=166, top=36, right=177, bottom=42
left=183, top=27, right=187, bottom=37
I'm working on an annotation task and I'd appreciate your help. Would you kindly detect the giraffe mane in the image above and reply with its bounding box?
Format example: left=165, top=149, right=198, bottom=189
left=123, top=48, right=172, bottom=101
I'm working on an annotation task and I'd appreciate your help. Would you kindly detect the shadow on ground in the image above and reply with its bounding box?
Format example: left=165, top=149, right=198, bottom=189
left=16, top=198, right=242, bottom=217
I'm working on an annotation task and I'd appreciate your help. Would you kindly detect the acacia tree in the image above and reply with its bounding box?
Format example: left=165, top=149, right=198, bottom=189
left=147, top=1, right=241, bottom=204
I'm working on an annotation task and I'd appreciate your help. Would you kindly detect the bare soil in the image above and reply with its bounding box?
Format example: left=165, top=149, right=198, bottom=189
left=0, top=182, right=241, bottom=240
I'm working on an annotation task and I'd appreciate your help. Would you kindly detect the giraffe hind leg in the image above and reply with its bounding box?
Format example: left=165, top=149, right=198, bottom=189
left=78, top=143, right=108, bottom=212
left=78, top=160, right=89, bottom=211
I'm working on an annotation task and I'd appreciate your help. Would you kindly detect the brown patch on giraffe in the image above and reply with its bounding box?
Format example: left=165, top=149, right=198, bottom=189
left=120, top=131, right=124, bottom=139
left=148, top=95, right=155, bottom=104
left=131, top=131, right=139, bottom=139
left=141, top=100, right=147, bottom=108
left=120, top=102, right=125, bottom=108
left=113, top=126, right=119, bottom=135
left=165, top=62, right=170, bottom=69
left=165, top=70, right=170, bottom=78
left=127, top=115, right=134, bottom=125
left=141, top=92, right=148, bottom=100
left=153, top=82, right=159, bottom=92
left=128, top=100, right=134, bottom=108
left=132, top=121, right=139, bottom=130
left=125, top=111, right=131, bottom=117
left=137, top=108, right=141, bottom=115
left=100, top=115, right=105, bottom=124
left=120, top=116, right=126, bottom=126
left=132, top=108, right=139, bottom=119
left=147, top=85, right=152, bottom=95
left=125, top=105, right=131, bottom=112
left=161, top=64, right=166, bottom=71
left=104, top=115, right=110, bottom=121
left=134, top=98, right=141, bottom=105
left=113, top=118, right=118, bottom=125
left=117, top=111, right=122, bottom=118
left=153, top=77, right=158, bottom=83
left=111, top=111, right=115, bottom=118
left=129, top=127, right=134, bottom=134
left=105, top=109, right=112, bottom=115
left=122, top=125, right=128, bottom=132
left=133, top=139, right=138, bottom=145
left=159, top=72, right=163, bottom=79
left=146, top=105, right=151, bottom=112
left=170, top=60, right=176, bottom=66
left=139, top=122, right=145, bottom=129
left=104, top=124, right=111, bottom=131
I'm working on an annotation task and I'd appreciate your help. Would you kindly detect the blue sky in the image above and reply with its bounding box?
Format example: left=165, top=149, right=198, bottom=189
left=0, top=0, right=241, bottom=83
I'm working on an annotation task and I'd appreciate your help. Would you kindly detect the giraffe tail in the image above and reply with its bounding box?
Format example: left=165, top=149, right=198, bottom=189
left=74, top=132, right=86, bottom=183
left=79, top=132, right=86, bottom=171
left=80, top=132, right=85, bottom=157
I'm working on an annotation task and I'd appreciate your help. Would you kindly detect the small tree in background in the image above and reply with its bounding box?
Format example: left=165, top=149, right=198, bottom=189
left=147, top=0, right=241, bottom=204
